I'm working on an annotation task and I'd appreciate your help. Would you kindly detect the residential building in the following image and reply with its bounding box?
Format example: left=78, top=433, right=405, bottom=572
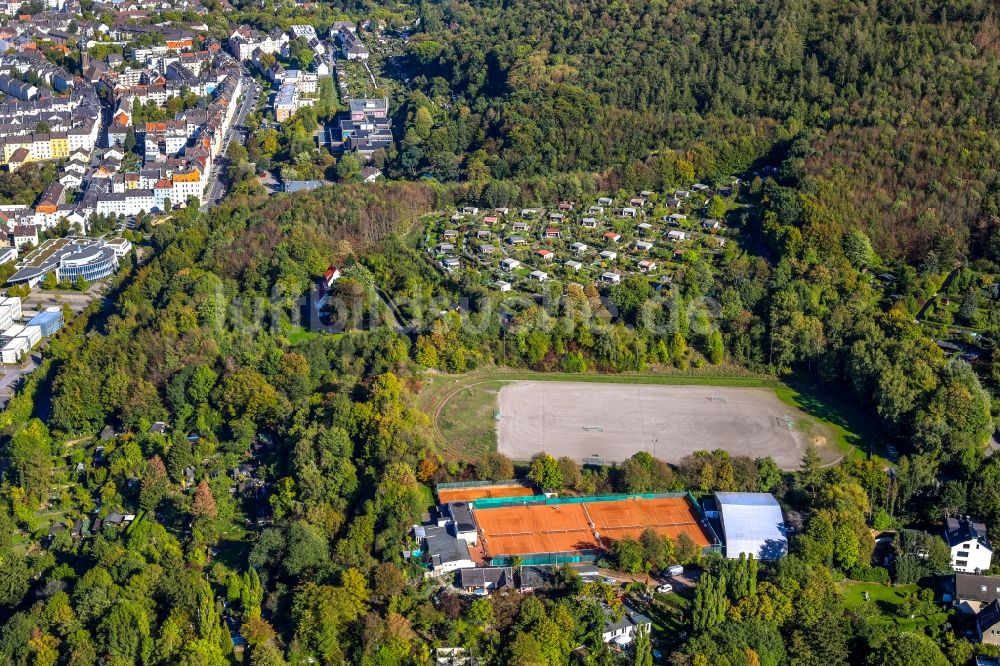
left=456, top=567, right=514, bottom=592
left=443, top=502, right=477, bottom=544
left=946, top=516, right=993, bottom=573
left=274, top=83, right=298, bottom=122
left=229, top=25, right=288, bottom=61
left=955, top=573, right=1000, bottom=614
left=978, top=601, right=1000, bottom=646
left=416, top=524, right=476, bottom=577
left=349, top=97, right=388, bottom=120
left=601, top=604, right=651, bottom=647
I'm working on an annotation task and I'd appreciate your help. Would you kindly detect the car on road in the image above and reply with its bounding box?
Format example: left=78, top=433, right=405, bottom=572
left=656, top=583, right=673, bottom=594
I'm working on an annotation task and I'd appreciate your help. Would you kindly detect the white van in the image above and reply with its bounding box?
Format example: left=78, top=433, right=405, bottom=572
left=666, top=565, right=684, bottom=577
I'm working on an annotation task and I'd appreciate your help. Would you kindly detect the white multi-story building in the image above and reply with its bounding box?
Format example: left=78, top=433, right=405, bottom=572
left=229, top=25, right=288, bottom=61
left=946, top=516, right=994, bottom=573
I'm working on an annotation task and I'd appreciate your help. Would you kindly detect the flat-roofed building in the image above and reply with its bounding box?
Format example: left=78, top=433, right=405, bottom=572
left=715, top=492, right=788, bottom=560
left=7, top=237, right=125, bottom=287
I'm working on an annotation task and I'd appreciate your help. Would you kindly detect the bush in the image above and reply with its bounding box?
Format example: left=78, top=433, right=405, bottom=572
left=850, top=564, right=890, bottom=584
left=560, top=351, right=586, bottom=372
left=872, top=508, right=892, bottom=531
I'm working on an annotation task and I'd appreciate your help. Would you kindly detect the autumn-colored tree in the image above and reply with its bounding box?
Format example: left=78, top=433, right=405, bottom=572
left=191, top=480, right=217, bottom=521
left=416, top=457, right=438, bottom=482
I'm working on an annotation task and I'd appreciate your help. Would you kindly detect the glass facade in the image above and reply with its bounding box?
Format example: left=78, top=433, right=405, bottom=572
left=57, top=251, right=118, bottom=282
left=8, top=239, right=127, bottom=287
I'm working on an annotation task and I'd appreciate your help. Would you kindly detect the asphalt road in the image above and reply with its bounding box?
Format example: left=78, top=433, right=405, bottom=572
left=203, top=76, right=260, bottom=209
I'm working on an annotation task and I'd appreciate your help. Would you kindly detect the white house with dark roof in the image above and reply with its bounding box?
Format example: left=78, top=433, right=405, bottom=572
left=444, top=502, right=477, bottom=544
left=945, top=516, right=993, bottom=573
left=416, top=524, right=476, bottom=577
left=601, top=603, right=651, bottom=647
left=457, top=567, right=514, bottom=592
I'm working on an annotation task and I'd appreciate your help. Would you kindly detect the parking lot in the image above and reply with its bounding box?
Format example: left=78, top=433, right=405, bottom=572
left=0, top=352, right=40, bottom=403
left=21, top=285, right=104, bottom=317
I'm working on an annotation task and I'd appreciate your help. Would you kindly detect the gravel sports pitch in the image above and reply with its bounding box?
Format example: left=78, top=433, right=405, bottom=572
left=496, top=381, right=817, bottom=469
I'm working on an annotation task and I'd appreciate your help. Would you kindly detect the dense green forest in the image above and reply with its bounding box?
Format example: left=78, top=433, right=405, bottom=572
left=1, top=0, right=1000, bottom=664
left=395, top=0, right=1000, bottom=262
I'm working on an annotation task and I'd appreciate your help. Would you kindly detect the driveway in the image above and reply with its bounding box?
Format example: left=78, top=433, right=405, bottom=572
left=0, top=353, right=41, bottom=397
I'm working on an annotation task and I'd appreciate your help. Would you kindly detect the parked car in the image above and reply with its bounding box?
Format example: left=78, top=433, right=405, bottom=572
left=656, top=583, right=673, bottom=594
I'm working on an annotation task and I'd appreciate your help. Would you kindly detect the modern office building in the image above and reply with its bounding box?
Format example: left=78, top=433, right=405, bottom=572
left=7, top=237, right=126, bottom=287
left=27, top=308, right=63, bottom=337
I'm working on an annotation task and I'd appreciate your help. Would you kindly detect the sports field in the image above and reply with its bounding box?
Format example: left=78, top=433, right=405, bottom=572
left=437, top=483, right=535, bottom=503
left=497, top=381, right=822, bottom=468
left=474, top=496, right=711, bottom=559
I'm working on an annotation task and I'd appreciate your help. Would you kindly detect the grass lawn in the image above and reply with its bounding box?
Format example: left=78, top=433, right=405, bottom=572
left=214, top=519, right=251, bottom=570
left=285, top=325, right=320, bottom=345
left=839, top=581, right=918, bottom=608
left=647, top=591, right=692, bottom=652
left=775, top=378, right=883, bottom=460
left=420, top=368, right=777, bottom=415
left=436, top=381, right=504, bottom=459
left=838, top=581, right=950, bottom=630
left=416, top=484, right=435, bottom=515
left=34, top=508, right=69, bottom=531
left=11, top=532, right=31, bottom=555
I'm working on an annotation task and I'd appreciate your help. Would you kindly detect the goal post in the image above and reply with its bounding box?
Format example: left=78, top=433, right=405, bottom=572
left=776, top=415, right=795, bottom=430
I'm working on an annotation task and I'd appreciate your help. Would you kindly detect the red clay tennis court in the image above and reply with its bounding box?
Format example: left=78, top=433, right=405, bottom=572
left=475, top=502, right=599, bottom=556
left=474, top=496, right=711, bottom=558
left=437, top=483, right=536, bottom=504
left=587, top=497, right=710, bottom=546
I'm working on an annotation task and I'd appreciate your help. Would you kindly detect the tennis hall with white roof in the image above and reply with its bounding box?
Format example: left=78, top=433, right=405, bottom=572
left=712, top=492, right=789, bottom=560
